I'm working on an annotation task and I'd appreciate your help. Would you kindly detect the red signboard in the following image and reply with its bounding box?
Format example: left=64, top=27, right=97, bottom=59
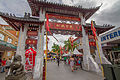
left=89, top=42, right=96, bottom=46
left=26, top=39, right=37, bottom=44
left=48, top=14, right=80, bottom=21
left=25, top=48, right=36, bottom=71
left=49, top=22, right=82, bottom=31
left=27, top=31, right=38, bottom=36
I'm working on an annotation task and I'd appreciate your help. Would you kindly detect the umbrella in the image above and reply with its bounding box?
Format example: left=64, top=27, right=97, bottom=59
left=73, top=48, right=83, bottom=55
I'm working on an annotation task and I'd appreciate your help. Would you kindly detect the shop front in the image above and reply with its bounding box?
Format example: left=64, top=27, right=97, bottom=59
left=0, top=39, right=17, bottom=63
left=100, top=27, right=120, bottom=64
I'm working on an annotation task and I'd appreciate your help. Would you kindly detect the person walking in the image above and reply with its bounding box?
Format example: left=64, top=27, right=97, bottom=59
left=57, top=56, right=60, bottom=67
left=64, top=56, right=67, bottom=64
left=74, top=55, right=77, bottom=70
left=1, top=58, right=6, bottom=73
left=70, top=56, right=74, bottom=72
left=6, top=58, right=11, bottom=71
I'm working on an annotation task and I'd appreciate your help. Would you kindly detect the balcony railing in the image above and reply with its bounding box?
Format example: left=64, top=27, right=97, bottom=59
left=0, top=40, right=17, bottom=49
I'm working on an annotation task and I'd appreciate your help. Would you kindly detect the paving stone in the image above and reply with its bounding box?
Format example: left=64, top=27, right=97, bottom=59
left=47, top=61, right=103, bottom=80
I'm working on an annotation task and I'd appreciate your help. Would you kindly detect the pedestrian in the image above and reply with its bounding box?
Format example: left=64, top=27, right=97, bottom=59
left=53, top=56, right=56, bottom=61
left=50, top=56, right=52, bottom=61
left=70, top=56, right=74, bottom=72
left=1, top=58, right=6, bottom=73
left=80, top=57, right=83, bottom=69
left=57, top=56, right=60, bottom=67
left=6, top=58, right=11, bottom=71
left=64, top=56, right=67, bottom=64
left=74, top=55, right=77, bottom=70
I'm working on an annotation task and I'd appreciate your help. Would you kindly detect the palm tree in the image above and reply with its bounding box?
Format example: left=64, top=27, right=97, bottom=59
left=52, top=43, right=60, bottom=55
left=64, top=39, right=77, bottom=53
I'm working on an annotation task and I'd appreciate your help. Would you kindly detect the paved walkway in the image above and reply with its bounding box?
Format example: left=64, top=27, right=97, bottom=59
left=0, top=72, right=5, bottom=80
left=47, top=61, right=103, bottom=80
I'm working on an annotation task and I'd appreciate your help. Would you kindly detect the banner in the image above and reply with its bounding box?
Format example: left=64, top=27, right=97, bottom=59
left=25, top=48, right=36, bottom=70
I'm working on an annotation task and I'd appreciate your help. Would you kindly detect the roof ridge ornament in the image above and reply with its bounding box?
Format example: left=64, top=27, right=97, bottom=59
left=78, top=5, right=82, bottom=8
left=24, top=12, right=30, bottom=18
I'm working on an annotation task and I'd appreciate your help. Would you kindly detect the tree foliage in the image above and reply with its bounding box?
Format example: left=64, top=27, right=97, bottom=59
left=64, top=39, right=77, bottom=52
left=52, top=43, right=60, bottom=53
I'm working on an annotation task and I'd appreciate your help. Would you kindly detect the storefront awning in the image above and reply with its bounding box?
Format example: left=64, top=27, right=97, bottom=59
left=0, top=40, right=17, bottom=51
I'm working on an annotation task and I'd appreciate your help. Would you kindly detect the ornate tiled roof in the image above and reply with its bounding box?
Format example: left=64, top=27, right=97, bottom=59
left=84, top=23, right=115, bottom=29
left=27, top=0, right=101, bottom=20
left=0, top=12, right=41, bottom=23
left=0, top=12, right=44, bottom=31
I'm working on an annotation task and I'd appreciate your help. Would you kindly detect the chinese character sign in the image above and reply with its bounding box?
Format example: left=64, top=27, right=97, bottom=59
left=49, top=22, right=82, bottom=31
left=25, top=48, right=36, bottom=70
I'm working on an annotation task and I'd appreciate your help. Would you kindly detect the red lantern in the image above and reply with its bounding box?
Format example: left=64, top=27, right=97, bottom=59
left=25, top=48, right=36, bottom=70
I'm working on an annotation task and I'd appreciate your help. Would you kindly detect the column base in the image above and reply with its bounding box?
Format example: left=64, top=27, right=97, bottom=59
left=33, top=57, right=43, bottom=80
left=83, top=55, right=101, bottom=73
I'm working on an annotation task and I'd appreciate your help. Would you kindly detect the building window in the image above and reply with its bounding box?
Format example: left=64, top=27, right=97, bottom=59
left=15, top=41, right=17, bottom=45
left=0, top=33, right=4, bottom=40
left=7, top=38, right=12, bottom=43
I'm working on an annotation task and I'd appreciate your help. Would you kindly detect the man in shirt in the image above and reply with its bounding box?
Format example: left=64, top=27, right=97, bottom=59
left=1, top=58, right=6, bottom=73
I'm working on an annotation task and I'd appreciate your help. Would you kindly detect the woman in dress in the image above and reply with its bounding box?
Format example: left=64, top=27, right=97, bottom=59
left=70, top=56, right=74, bottom=72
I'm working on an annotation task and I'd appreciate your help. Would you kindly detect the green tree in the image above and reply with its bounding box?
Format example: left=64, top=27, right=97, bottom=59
left=64, top=39, right=77, bottom=53
left=52, top=43, right=60, bottom=54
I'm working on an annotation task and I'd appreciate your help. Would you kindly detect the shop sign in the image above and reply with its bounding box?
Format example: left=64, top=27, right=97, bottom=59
left=49, top=22, right=82, bottom=31
left=112, top=46, right=120, bottom=51
left=101, top=29, right=120, bottom=42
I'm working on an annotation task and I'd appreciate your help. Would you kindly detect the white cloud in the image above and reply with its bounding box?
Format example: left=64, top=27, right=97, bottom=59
left=0, top=0, right=120, bottom=50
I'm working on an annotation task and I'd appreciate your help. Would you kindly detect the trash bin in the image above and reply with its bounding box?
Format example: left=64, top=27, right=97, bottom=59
left=102, top=64, right=116, bottom=80
left=112, top=65, right=120, bottom=80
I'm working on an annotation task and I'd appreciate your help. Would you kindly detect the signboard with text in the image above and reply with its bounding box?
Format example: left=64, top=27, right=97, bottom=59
left=25, top=48, right=36, bottom=71
left=89, top=42, right=96, bottom=46
left=27, top=31, right=38, bottom=36
left=49, top=22, right=82, bottom=31
left=26, top=39, right=37, bottom=45
left=100, top=27, right=120, bottom=44
left=48, top=14, right=80, bottom=21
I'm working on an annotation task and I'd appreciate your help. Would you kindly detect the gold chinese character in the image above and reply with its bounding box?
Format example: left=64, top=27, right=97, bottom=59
left=70, top=25, right=72, bottom=28
left=66, top=25, right=69, bottom=28
left=33, top=41, right=35, bottom=43
left=56, top=24, right=60, bottom=27
left=61, top=25, right=65, bottom=28
left=29, top=40, right=31, bottom=43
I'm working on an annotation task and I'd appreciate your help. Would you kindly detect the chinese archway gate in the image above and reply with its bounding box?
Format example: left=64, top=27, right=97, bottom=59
left=0, top=0, right=114, bottom=80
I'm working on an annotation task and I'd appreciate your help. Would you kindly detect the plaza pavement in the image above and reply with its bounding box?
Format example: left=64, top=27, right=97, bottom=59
left=0, top=61, right=103, bottom=80
left=0, top=72, right=5, bottom=80
left=47, top=61, right=103, bottom=80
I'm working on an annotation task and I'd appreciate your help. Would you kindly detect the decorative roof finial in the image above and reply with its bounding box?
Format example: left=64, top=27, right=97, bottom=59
left=24, top=12, right=27, bottom=18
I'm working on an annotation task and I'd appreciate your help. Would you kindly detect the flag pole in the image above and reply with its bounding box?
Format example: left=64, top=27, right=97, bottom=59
left=91, top=20, right=104, bottom=77
left=45, top=31, right=48, bottom=80
left=95, top=37, right=104, bottom=77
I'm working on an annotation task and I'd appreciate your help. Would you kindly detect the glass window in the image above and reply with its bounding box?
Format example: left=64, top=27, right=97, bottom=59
left=15, top=41, right=17, bottom=45
left=7, top=38, right=12, bottom=43
left=0, top=33, right=4, bottom=40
